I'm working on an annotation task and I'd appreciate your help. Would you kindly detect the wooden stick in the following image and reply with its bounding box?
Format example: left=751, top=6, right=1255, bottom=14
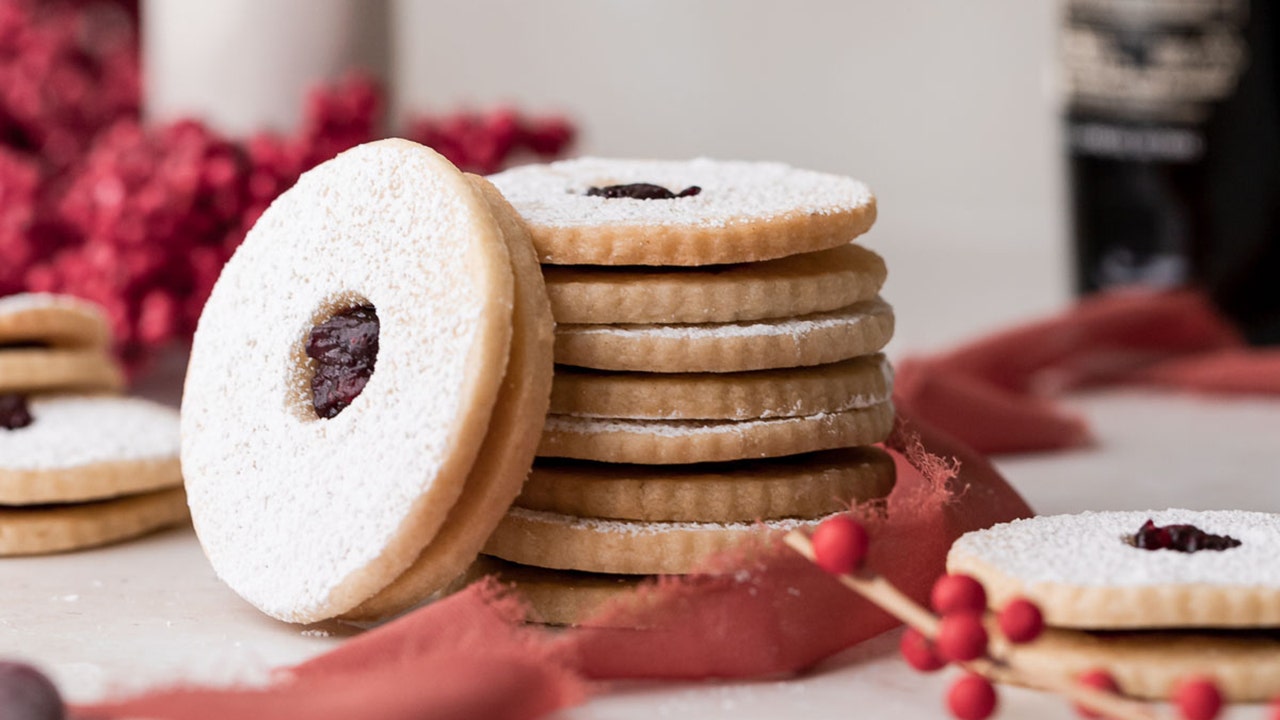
left=783, top=530, right=1159, bottom=720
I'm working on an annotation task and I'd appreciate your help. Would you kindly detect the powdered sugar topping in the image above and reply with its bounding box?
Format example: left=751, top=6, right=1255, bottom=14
left=489, top=157, right=873, bottom=230
left=951, top=509, right=1280, bottom=588
left=559, top=299, right=891, bottom=341
left=0, top=396, right=178, bottom=470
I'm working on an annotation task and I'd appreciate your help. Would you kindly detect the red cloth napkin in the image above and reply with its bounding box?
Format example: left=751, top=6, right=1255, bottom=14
left=893, top=289, right=1280, bottom=455
left=76, top=412, right=1031, bottom=720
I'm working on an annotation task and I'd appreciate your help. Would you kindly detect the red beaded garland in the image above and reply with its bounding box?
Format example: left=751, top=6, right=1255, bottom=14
left=809, top=514, right=870, bottom=575
left=1074, top=668, right=1121, bottom=719
left=899, top=627, right=946, bottom=673
left=931, top=574, right=988, bottom=615
left=934, top=612, right=989, bottom=663
left=1173, top=676, right=1223, bottom=720
left=946, top=673, right=998, bottom=720
left=996, top=597, right=1044, bottom=644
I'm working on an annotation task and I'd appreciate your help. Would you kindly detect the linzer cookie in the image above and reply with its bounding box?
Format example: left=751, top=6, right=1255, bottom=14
left=538, top=403, right=894, bottom=465
left=0, top=395, right=181, bottom=505
left=551, top=354, right=893, bottom=421
left=948, top=510, right=1280, bottom=629
left=473, top=556, right=646, bottom=627
left=345, top=176, right=555, bottom=621
left=554, top=298, right=894, bottom=373
left=0, top=293, right=124, bottom=394
left=488, top=157, right=876, bottom=266
left=182, top=140, right=555, bottom=623
left=0, top=487, right=188, bottom=556
left=485, top=506, right=837, bottom=575
left=544, top=243, right=887, bottom=325
left=518, top=447, right=895, bottom=523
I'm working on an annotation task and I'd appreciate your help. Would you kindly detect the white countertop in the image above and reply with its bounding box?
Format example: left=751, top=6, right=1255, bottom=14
left=4, top=246, right=1277, bottom=718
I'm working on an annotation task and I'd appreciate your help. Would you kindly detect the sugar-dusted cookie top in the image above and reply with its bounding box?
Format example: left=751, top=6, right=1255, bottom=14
left=0, top=293, right=112, bottom=348
left=948, top=509, right=1280, bottom=629
left=182, top=139, right=516, bottom=623
left=489, top=157, right=876, bottom=266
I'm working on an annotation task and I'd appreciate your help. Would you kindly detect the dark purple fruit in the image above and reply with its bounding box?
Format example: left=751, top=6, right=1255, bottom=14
left=305, top=305, right=379, bottom=419
left=0, top=661, right=65, bottom=720
left=585, top=183, right=701, bottom=200
left=0, top=394, right=32, bottom=431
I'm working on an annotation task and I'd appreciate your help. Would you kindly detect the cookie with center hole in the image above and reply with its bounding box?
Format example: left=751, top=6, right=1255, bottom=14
left=343, top=176, right=555, bottom=621
left=183, top=140, right=531, bottom=623
left=543, top=243, right=887, bottom=325
left=948, top=509, right=1280, bottom=629
left=0, top=395, right=181, bottom=505
left=0, top=294, right=122, bottom=394
left=554, top=298, right=894, bottom=374
left=488, top=157, right=876, bottom=266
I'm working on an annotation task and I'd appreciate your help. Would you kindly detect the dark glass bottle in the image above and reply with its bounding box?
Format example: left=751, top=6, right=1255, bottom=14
left=1064, top=0, right=1280, bottom=344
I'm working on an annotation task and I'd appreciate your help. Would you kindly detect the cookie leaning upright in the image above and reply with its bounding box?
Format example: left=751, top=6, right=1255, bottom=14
left=489, top=157, right=876, bottom=266
left=182, top=139, right=523, bottom=623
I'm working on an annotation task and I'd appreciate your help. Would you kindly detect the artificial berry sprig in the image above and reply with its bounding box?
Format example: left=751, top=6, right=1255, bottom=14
left=787, top=518, right=1229, bottom=720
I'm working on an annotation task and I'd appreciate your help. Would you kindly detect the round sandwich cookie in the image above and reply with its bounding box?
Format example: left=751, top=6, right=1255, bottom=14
left=0, top=294, right=113, bottom=348
left=0, top=487, right=189, bottom=556
left=488, top=157, right=877, bottom=266
left=470, top=555, right=647, bottom=627
left=538, top=402, right=894, bottom=465
left=517, top=447, right=895, bottom=523
left=554, top=298, right=894, bottom=374
left=485, top=506, right=838, bottom=575
left=183, top=140, right=537, bottom=623
left=0, top=294, right=123, bottom=394
left=0, top=395, right=181, bottom=505
left=343, top=176, right=555, bottom=621
left=543, top=243, right=887, bottom=325
left=550, top=354, right=893, bottom=421
left=948, top=509, right=1280, bottom=629
left=1001, top=626, right=1280, bottom=702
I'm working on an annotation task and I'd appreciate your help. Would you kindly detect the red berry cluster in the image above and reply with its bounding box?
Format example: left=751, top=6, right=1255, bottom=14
left=0, top=0, right=576, bottom=370
left=806, top=515, right=1233, bottom=720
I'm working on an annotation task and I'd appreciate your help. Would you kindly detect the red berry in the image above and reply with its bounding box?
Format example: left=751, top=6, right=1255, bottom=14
left=1174, top=676, right=1222, bottom=720
left=932, top=574, right=988, bottom=615
left=997, top=597, right=1044, bottom=644
left=934, top=612, right=989, bottom=662
left=947, top=673, right=997, bottom=720
left=899, top=627, right=946, bottom=672
left=1075, top=668, right=1121, bottom=719
left=809, top=515, right=870, bottom=575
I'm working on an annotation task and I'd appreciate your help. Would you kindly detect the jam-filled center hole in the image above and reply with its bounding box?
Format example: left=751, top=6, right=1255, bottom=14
left=1127, top=519, right=1241, bottom=553
left=305, top=304, right=380, bottom=419
left=0, top=393, right=32, bottom=430
left=585, top=183, right=701, bottom=200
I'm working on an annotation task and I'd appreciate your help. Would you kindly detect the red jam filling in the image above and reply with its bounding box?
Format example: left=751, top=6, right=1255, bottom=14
left=585, top=183, right=701, bottom=200
left=1129, top=519, right=1241, bottom=553
left=0, top=394, right=32, bottom=430
left=305, top=305, right=379, bottom=419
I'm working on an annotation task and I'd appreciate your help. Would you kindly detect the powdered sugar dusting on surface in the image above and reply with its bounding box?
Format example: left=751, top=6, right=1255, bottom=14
left=489, top=157, right=872, bottom=230
left=544, top=406, right=886, bottom=438
left=952, top=510, right=1280, bottom=587
left=559, top=299, right=891, bottom=341
left=0, top=396, right=177, bottom=470
left=181, top=140, right=506, bottom=622
left=508, top=506, right=835, bottom=537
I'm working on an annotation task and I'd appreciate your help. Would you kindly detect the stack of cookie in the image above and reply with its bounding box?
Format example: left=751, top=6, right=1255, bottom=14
left=0, top=294, right=187, bottom=556
left=483, top=158, right=898, bottom=624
